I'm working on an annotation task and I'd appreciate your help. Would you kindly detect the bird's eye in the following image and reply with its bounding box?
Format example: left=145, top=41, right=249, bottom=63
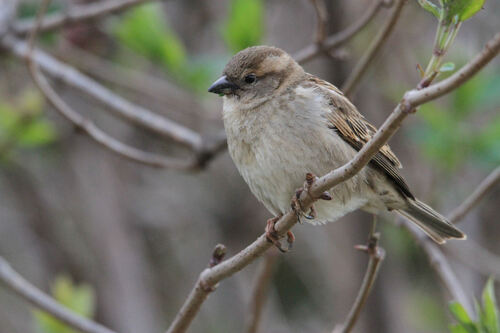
left=244, top=74, right=256, bottom=84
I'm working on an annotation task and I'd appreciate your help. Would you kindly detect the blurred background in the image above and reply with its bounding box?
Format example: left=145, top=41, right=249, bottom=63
left=0, top=0, right=499, bottom=332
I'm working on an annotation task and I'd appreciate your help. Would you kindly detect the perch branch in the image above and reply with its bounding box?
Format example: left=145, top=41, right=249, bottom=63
left=294, top=0, right=386, bottom=64
left=0, top=257, right=118, bottom=333
left=341, top=0, right=405, bottom=98
left=165, top=31, right=500, bottom=333
left=448, top=166, right=500, bottom=223
left=13, top=0, right=152, bottom=35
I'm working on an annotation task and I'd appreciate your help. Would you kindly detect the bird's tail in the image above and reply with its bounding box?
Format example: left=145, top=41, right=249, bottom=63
left=397, top=199, right=466, bottom=244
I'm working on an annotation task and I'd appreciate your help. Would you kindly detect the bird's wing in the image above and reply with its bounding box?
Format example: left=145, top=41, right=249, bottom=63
left=307, top=75, right=414, bottom=199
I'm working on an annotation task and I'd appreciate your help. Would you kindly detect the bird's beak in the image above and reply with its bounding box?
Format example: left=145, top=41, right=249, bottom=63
left=208, top=75, right=239, bottom=95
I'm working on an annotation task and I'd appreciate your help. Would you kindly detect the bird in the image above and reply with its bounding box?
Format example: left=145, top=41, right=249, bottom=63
left=208, top=45, right=465, bottom=250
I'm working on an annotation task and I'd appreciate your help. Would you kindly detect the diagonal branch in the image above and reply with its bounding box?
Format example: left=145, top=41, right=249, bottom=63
left=165, top=30, right=500, bottom=333
left=341, top=0, right=405, bottom=98
left=448, top=166, right=500, bottom=224
left=294, top=0, right=387, bottom=64
left=0, top=257, right=118, bottom=333
left=333, top=230, right=385, bottom=333
left=403, top=220, right=474, bottom=315
left=13, top=0, right=153, bottom=35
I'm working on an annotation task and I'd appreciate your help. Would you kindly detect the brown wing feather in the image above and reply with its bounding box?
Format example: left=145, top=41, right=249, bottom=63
left=307, top=75, right=414, bottom=199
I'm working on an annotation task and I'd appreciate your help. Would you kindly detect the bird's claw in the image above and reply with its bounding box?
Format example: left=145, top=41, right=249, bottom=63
left=291, top=173, right=332, bottom=222
left=265, top=215, right=294, bottom=252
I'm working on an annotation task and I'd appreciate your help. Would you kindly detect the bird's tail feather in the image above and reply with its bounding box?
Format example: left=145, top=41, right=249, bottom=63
left=397, top=199, right=466, bottom=244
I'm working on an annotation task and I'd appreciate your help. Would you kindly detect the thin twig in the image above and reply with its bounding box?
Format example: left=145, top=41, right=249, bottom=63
left=403, top=220, right=474, bottom=315
left=25, top=0, right=196, bottom=170
left=294, top=0, right=386, bottom=64
left=0, top=257, right=118, bottom=333
left=165, top=31, right=500, bottom=333
left=448, top=166, right=500, bottom=223
left=333, top=229, right=385, bottom=333
left=13, top=0, right=152, bottom=35
left=308, top=0, right=328, bottom=45
left=341, top=0, right=405, bottom=98
left=244, top=253, right=278, bottom=333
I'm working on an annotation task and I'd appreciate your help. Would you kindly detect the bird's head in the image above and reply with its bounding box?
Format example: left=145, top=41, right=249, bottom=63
left=208, top=46, right=304, bottom=106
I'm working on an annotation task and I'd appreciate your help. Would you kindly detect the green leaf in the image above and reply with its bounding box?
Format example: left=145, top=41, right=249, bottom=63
left=450, top=302, right=473, bottom=325
left=480, top=278, right=499, bottom=333
left=0, top=90, right=57, bottom=149
left=443, top=0, right=485, bottom=22
left=417, top=0, right=442, bottom=18
left=33, top=275, right=95, bottom=333
left=449, top=324, right=473, bottom=333
left=223, top=0, right=264, bottom=52
left=114, top=4, right=186, bottom=70
left=440, top=62, right=456, bottom=72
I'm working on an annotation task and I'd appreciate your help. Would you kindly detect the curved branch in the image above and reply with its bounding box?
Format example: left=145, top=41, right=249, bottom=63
left=294, top=0, right=386, bottom=64
left=24, top=0, right=197, bottom=170
left=448, top=166, right=500, bottom=223
left=165, top=30, right=500, bottom=333
left=0, top=257, right=118, bottom=333
left=13, top=0, right=152, bottom=35
left=341, top=0, right=405, bottom=98
left=308, top=0, right=328, bottom=45
left=1, top=35, right=203, bottom=150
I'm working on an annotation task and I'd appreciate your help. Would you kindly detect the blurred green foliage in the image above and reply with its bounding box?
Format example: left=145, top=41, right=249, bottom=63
left=223, top=0, right=264, bottom=53
left=113, top=1, right=265, bottom=93
left=33, top=275, right=95, bottom=333
left=411, top=69, right=500, bottom=171
left=0, top=89, right=56, bottom=157
left=449, top=279, right=499, bottom=333
left=417, top=0, right=486, bottom=22
left=114, top=4, right=187, bottom=71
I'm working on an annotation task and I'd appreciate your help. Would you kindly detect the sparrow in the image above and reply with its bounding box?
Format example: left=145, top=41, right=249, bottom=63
left=208, top=45, right=465, bottom=250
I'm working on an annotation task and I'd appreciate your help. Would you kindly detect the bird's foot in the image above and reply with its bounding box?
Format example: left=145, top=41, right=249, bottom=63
left=291, top=173, right=332, bottom=223
left=265, top=215, right=294, bottom=253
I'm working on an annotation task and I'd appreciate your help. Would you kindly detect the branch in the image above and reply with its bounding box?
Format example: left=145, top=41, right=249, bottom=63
left=244, top=253, right=277, bottom=333
left=23, top=0, right=197, bottom=170
left=0, top=0, right=17, bottom=38
left=448, top=166, right=500, bottom=223
left=294, top=0, right=387, bottom=64
left=308, top=0, right=328, bottom=45
left=13, top=0, right=152, bottom=35
left=1, top=35, right=203, bottom=150
left=341, top=0, right=405, bottom=98
left=164, top=30, right=500, bottom=333
left=0, top=257, right=118, bottom=333
left=333, top=231, right=385, bottom=333
left=446, top=240, right=500, bottom=280
left=403, top=220, right=474, bottom=315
